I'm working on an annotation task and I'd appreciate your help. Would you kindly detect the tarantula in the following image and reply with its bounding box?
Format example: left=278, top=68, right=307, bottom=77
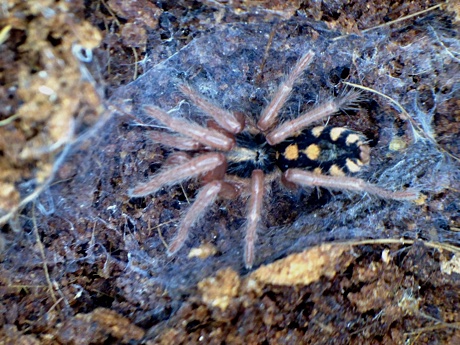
left=129, top=51, right=418, bottom=268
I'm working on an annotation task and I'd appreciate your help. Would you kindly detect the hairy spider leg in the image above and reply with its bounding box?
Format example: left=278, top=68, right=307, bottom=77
left=245, top=169, right=265, bottom=269
left=257, top=51, right=315, bottom=131
left=284, top=169, right=419, bottom=201
left=147, top=131, right=202, bottom=151
left=179, top=84, right=245, bottom=134
left=129, top=153, right=226, bottom=197
left=164, top=152, right=192, bottom=166
left=144, top=106, right=235, bottom=151
left=266, top=92, right=361, bottom=145
left=168, top=180, right=223, bottom=255
left=217, top=181, right=240, bottom=199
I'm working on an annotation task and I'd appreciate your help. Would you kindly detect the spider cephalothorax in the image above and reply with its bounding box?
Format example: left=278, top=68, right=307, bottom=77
left=225, top=132, right=277, bottom=178
left=129, top=51, right=418, bottom=268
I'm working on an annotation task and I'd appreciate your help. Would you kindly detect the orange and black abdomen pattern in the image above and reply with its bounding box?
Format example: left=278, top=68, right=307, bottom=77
left=274, top=126, right=369, bottom=176
left=226, top=127, right=369, bottom=178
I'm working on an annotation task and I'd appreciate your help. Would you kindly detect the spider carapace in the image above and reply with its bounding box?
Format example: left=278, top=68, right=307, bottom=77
left=129, top=50, right=418, bottom=268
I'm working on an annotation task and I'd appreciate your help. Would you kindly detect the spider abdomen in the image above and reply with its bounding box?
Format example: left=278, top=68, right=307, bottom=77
left=225, top=126, right=369, bottom=179
left=274, top=126, right=370, bottom=176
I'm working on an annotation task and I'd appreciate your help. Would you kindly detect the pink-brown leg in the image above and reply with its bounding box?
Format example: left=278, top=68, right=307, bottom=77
left=147, top=131, right=202, bottom=150
left=179, top=84, right=245, bottom=134
left=129, top=153, right=226, bottom=197
left=257, top=51, right=315, bottom=131
left=202, top=156, right=228, bottom=183
left=164, top=152, right=192, bottom=166
left=245, top=169, right=265, bottom=269
left=167, top=180, right=222, bottom=255
left=165, top=152, right=239, bottom=199
left=207, top=119, right=236, bottom=139
left=144, top=106, right=235, bottom=151
left=284, top=169, right=419, bottom=201
left=266, top=90, right=361, bottom=145
left=266, top=101, right=339, bottom=145
left=218, top=181, right=240, bottom=199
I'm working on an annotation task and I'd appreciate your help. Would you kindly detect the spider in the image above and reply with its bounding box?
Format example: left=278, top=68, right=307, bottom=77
left=129, top=51, right=418, bottom=268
